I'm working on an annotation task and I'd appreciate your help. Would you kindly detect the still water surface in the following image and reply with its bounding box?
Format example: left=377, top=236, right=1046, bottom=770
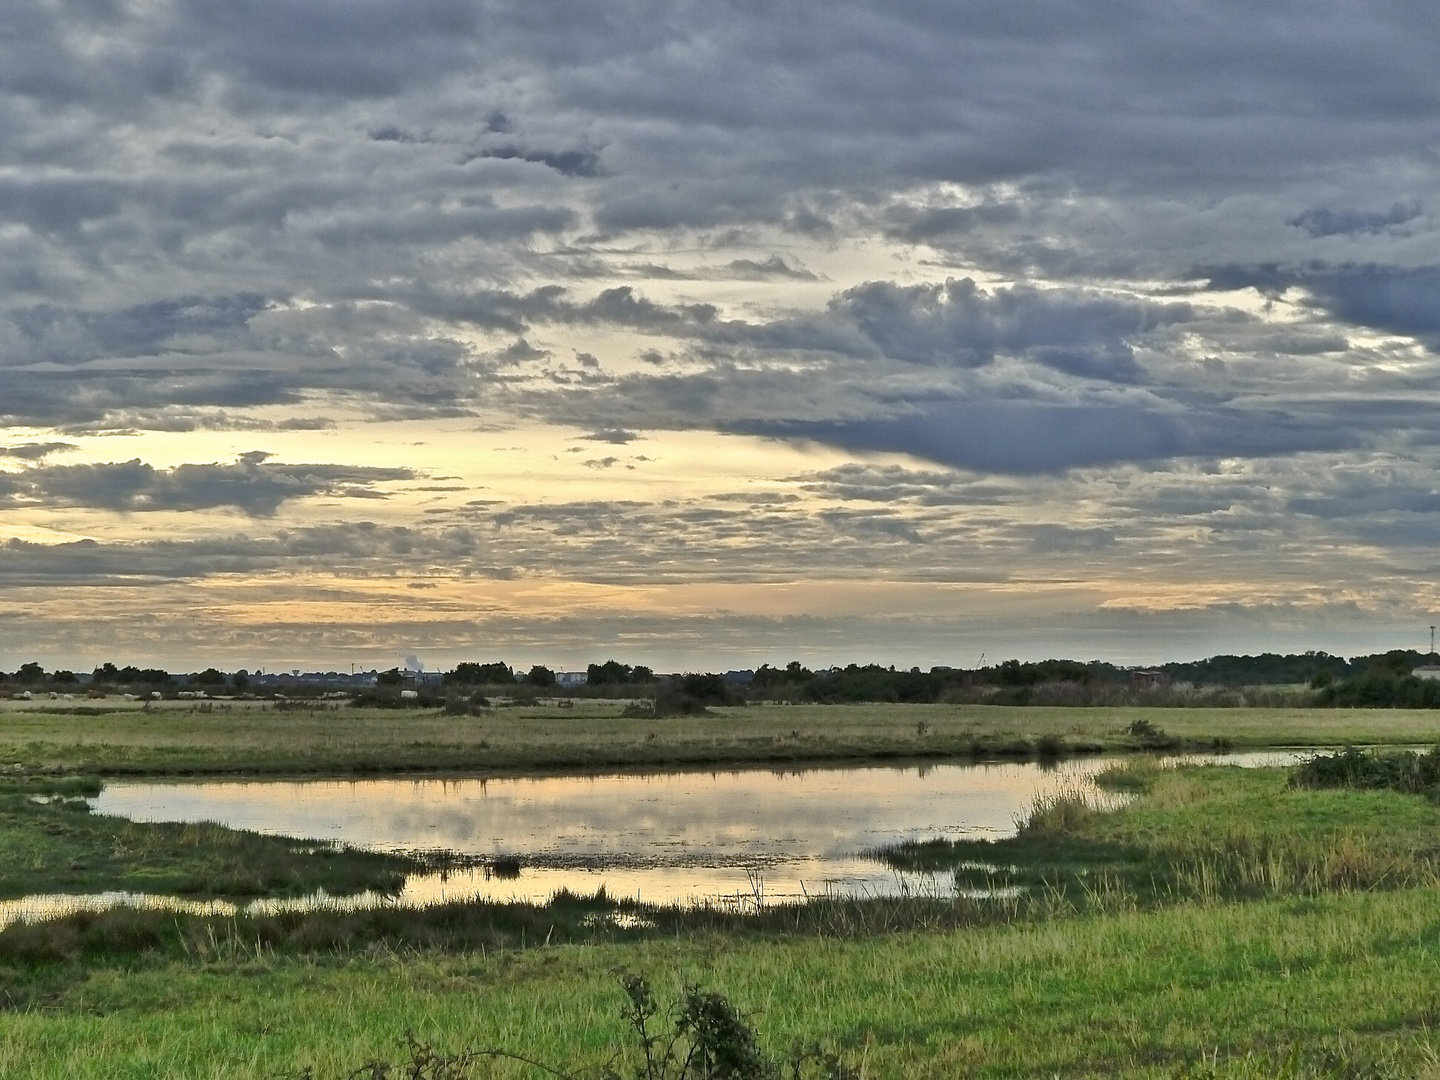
left=3, top=752, right=1306, bottom=925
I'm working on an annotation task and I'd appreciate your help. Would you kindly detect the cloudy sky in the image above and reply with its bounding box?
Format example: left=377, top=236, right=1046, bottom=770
left=4, top=0, right=1440, bottom=673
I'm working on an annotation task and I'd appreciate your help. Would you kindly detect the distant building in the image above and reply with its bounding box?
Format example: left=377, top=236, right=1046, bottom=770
left=1130, top=669, right=1170, bottom=691
left=1412, top=665, right=1440, bottom=681
left=555, top=671, right=588, bottom=686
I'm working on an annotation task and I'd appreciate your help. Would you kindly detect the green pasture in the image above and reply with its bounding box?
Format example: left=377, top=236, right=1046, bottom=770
left=4, top=886, right=1440, bottom=1078
left=2, top=700, right=1437, bottom=776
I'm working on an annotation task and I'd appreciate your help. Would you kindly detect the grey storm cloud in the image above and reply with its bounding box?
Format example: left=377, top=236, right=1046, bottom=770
left=1288, top=204, right=1422, bottom=239
left=0, top=521, right=498, bottom=586
left=0, top=452, right=414, bottom=515
left=0, top=1, right=1438, bottom=480
left=1203, top=264, right=1440, bottom=344
left=818, top=278, right=1196, bottom=380
left=430, top=277, right=1204, bottom=382
left=9, top=295, right=269, bottom=365
left=0, top=441, right=74, bottom=460
left=740, top=400, right=1358, bottom=476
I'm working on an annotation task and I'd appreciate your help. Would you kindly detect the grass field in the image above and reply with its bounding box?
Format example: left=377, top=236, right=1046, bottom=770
left=3, top=699, right=1437, bottom=776
left=6, top=704, right=1440, bottom=1077
left=5, top=764, right=1440, bottom=1077
left=7, top=891, right=1440, bottom=1078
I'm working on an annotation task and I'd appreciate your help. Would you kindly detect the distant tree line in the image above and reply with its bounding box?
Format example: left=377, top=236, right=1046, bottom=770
left=0, top=662, right=175, bottom=687
left=0, top=662, right=254, bottom=692
left=7, top=648, right=1440, bottom=709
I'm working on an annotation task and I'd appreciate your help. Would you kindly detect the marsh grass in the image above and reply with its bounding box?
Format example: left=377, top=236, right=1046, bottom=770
left=0, top=776, right=418, bottom=900
left=876, top=764, right=1440, bottom=908
left=9, top=887, right=1440, bottom=1077
left=13, top=767, right=1438, bottom=989
left=1014, top=785, right=1100, bottom=834
left=11, top=765, right=1440, bottom=1075
left=5, top=701, right=1440, bottom=778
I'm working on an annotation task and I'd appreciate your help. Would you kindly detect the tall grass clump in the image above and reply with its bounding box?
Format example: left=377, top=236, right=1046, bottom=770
left=1016, top=786, right=1097, bottom=834
left=1092, top=760, right=1163, bottom=791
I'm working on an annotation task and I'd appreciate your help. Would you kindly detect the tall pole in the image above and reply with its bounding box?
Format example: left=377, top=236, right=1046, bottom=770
left=1431, top=626, right=1435, bottom=656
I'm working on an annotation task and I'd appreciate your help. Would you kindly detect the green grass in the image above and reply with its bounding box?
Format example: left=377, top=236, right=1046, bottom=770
left=0, top=774, right=418, bottom=900
left=3, top=700, right=1438, bottom=776
left=879, top=763, right=1440, bottom=904
left=9, top=735, right=1440, bottom=1076
left=4, top=888, right=1440, bottom=1077
left=6, top=765, right=1440, bottom=1075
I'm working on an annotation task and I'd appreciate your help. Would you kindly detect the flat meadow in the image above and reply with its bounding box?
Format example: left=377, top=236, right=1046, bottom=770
left=4, top=699, right=1440, bottom=1077
left=3, top=697, right=1439, bottom=775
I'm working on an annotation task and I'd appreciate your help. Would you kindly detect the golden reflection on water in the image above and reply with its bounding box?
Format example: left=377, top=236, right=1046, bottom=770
left=4, top=752, right=1307, bottom=926
left=90, top=759, right=1121, bottom=859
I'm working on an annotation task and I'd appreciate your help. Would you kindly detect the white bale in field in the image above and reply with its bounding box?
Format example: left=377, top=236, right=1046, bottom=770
left=400, top=689, right=419, bottom=700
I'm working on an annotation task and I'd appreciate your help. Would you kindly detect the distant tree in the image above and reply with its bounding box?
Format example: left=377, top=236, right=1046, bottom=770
left=446, top=662, right=515, bottom=686
left=51, top=670, right=77, bottom=685
left=752, top=661, right=813, bottom=690
left=631, top=665, right=654, bottom=684
left=651, top=672, right=741, bottom=715
left=92, top=662, right=120, bottom=683
left=526, top=664, right=556, bottom=687
left=377, top=668, right=405, bottom=687
left=586, top=660, right=633, bottom=685
left=192, top=668, right=227, bottom=686
left=806, top=664, right=942, bottom=703
left=676, top=673, right=734, bottom=703
left=15, top=662, right=44, bottom=684
left=232, top=670, right=250, bottom=692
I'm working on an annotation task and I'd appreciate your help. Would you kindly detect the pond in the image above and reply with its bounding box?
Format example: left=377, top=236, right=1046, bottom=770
left=2, top=751, right=1308, bottom=925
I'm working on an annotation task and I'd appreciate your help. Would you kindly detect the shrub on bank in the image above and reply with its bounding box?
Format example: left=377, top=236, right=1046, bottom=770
left=1290, top=746, right=1440, bottom=799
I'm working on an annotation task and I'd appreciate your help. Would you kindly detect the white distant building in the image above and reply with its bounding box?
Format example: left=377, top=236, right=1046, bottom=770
left=1412, top=665, right=1440, bottom=681
left=555, top=671, right=588, bottom=686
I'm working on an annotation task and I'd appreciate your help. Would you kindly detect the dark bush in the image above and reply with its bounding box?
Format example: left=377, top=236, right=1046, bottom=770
left=1125, top=719, right=1180, bottom=750
left=1290, top=746, right=1440, bottom=799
